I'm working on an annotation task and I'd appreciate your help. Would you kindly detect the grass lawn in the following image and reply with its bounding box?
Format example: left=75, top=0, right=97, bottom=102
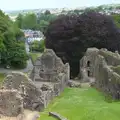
left=30, top=52, right=42, bottom=63
left=0, top=73, right=5, bottom=84
left=40, top=88, right=120, bottom=120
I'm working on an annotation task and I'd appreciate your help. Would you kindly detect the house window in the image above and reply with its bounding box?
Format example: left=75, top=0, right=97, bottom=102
left=87, top=61, right=90, bottom=67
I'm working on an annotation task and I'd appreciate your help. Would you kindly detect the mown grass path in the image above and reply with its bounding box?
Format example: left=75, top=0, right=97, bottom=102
left=40, top=88, right=120, bottom=120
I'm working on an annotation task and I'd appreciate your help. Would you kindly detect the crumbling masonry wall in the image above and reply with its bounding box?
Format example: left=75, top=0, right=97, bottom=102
left=94, top=55, right=120, bottom=99
left=30, top=49, right=70, bottom=83
left=80, top=48, right=99, bottom=82
left=30, top=49, right=70, bottom=97
left=80, top=48, right=120, bottom=99
left=0, top=89, right=23, bottom=117
left=2, top=72, right=44, bottom=112
left=0, top=49, right=70, bottom=116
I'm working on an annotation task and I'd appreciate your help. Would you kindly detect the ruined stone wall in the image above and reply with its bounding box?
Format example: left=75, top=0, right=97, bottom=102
left=80, top=47, right=120, bottom=99
left=1, top=50, right=70, bottom=112
left=29, top=49, right=70, bottom=110
left=0, top=89, right=23, bottom=117
left=80, top=48, right=99, bottom=82
left=94, top=55, right=120, bottom=99
left=42, top=90, right=54, bottom=108
left=53, top=73, right=67, bottom=96
left=30, top=49, right=70, bottom=83
left=99, top=49, right=120, bottom=66
left=2, top=72, right=44, bottom=112
left=0, top=49, right=70, bottom=114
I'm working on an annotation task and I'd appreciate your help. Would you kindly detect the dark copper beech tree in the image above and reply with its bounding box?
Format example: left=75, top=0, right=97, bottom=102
left=45, top=11, right=120, bottom=77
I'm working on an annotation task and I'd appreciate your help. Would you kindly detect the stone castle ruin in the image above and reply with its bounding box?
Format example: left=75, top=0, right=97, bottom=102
left=30, top=49, right=69, bottom=83
left=30, top=49, right=70, bottom=96
left=0, top=49, right=70, bottom=118
left=80, top=48, right=120, bottom=99
left=1, top=47, right=120, bottom=118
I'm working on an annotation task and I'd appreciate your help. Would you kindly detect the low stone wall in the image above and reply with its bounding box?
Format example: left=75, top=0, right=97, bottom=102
left=53, top=73, right=68, bottom=96
left=40, top=73, right=68, bottom=108
left=0, top=89, right=23, bottom=117
left=42, top=90, right=54, bottom=108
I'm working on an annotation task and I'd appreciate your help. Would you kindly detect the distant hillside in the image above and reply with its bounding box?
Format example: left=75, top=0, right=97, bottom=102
left=6, top=8, right=72, bottom=17
left=6, top=3, right=120, bottom=16
left=6, top=3, right=120, bottom=22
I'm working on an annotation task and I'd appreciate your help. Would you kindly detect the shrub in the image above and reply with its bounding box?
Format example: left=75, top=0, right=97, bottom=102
left=30, top=40, right=45, bottom=52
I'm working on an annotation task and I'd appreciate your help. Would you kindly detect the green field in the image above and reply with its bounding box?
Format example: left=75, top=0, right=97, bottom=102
left=40, top=88, right=120, bottom=120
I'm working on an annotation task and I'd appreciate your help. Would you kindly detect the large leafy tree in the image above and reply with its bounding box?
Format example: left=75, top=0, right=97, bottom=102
left=0, top=10, right=28, bottom=68
left=15, top=13, right=23, bottom=28
left=37, top=12, right=57, bottom=33
left=22, top=13, right=37, bottom=30
left=38, top=20, right=49, bottom=33
left=45, top=11, right=120, bottom=77
left=112, top=14, right=120, bottom=28
left=15, top=11, right=57, bottom=34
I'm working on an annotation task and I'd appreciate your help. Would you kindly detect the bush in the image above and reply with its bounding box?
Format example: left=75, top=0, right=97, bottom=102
left=30, top=40, right=45, bottom=52
left=45, top=11, right=120, bottom=77
left=11, top=60, right=27, bottom=69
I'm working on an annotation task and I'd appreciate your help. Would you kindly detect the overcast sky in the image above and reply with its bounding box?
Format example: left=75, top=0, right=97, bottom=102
left=1, top=0, right=120, bottom=11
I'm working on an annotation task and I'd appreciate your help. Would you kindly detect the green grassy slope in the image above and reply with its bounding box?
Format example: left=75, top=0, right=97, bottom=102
left=0, top=73, right=5, bottom=83
left=30, top=52, right=41, bottom=63
left=40, top=88, right=120, bottom=120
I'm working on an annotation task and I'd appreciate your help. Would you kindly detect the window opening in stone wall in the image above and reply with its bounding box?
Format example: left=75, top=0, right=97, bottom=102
left=87, top=61, right=90, bottom=67
left=88, top=70, right=90, bottom=77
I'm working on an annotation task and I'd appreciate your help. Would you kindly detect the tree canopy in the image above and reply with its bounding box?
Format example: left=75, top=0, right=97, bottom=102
left=112, top=14, right=120, bottom=28
left=0, top=10, right=28, bottom=68
left=29, top=39, right=45, bottom=52
left=15, top=11, right=57, bottom=33
left=45, top=11, right=120, bottom=77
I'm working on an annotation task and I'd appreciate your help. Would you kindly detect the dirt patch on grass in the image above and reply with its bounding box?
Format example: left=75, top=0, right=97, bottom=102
left=0, top=110, right=40, bottom=120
